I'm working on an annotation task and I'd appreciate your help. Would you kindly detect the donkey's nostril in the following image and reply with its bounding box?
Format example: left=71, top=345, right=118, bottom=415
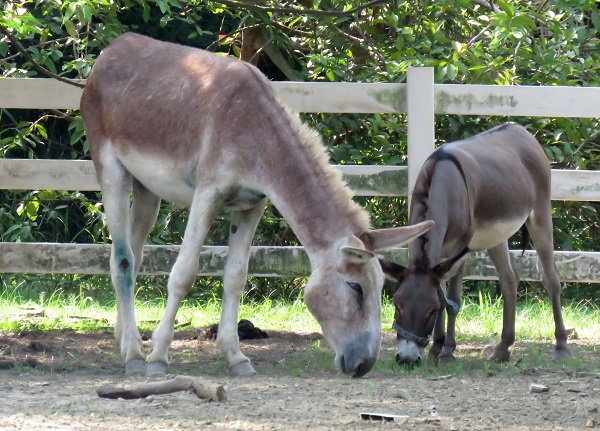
left=352, top=361, right=368, bottom=378
left=396, top=353, right=417, bottom=368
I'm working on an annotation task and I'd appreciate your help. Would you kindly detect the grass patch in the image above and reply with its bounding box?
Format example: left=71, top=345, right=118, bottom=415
left=1, top=281, right=600, bottom=378
left=0, top=282, right=322, bottom=334
left=2, top=283, right=600, bottom=342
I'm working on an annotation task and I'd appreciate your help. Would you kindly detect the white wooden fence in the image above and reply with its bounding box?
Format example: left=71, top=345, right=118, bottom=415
left=1, top=67, right=600, bottom=282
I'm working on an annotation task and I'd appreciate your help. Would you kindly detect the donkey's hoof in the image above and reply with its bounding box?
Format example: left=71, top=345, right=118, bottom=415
left=553, top=346, right=571, bottom=360
left=488, top=349, right=510, bottom=363
left=428, top=346, right=443, bottom=360
left=125, top=358, right=147, bottom=376
left=438, top=353, right=456, bottom=365
left=146, top=361, right=168, bottom=377
left=229, top=361, right=257, bottom=377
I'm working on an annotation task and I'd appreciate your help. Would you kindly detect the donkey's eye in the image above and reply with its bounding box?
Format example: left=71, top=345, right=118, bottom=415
left=347, top=282, right=362, bottom=293
left=347, top=282, right=363, bottom=305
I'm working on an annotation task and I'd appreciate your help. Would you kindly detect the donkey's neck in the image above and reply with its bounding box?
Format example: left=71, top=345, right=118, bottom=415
left=268, top=167, right=367, bottom=254
left=408, top=200, right=441, bottom=269
left=408, top=180, right=471, bottom=269
left=258, top=121, right=371, bottom=258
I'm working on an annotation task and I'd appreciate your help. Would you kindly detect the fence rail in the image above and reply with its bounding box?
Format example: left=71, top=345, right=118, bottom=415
left=2, top=158, right=600, bottom=201
left=1, top=69, right=600, bottom=282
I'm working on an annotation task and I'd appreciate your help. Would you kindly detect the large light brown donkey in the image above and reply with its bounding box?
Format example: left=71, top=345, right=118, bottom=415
left=80, top=33, right=433, bottom=378
left=380, top=124, right=571, bottom=366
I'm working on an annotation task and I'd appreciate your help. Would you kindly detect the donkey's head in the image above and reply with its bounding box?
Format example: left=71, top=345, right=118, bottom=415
left=303, top=220, right=434, bottom=377
left=380, top=248, right=469, bottom=366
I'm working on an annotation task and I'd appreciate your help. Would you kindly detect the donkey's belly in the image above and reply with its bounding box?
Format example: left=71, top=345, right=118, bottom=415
left=121, top=155, right=196, bottom=207
left=119, top=153, right=265, bottom=210
left=469, top=216, right=528, bottom=251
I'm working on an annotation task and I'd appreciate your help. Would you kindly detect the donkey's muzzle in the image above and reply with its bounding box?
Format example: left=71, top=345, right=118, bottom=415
left=396, top=353, right=421, bottom=367
left=338, top=353, right=377, bottom=378
left=335, top=334, right=379, bottom=377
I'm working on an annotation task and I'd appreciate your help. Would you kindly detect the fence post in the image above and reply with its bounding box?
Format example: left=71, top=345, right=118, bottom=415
left=407, top=67, right=435, bottom=213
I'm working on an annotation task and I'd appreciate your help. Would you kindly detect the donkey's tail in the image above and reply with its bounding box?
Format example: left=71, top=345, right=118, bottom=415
left=520, top=224, right=531, bottom=256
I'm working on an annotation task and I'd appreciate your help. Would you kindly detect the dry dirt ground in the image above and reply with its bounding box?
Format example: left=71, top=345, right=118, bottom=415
left=0, top=327, right=599, bottom=431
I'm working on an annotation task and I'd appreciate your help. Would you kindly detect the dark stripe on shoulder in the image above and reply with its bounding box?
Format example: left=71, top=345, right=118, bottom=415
left=427, top=146, right=468, bottom=190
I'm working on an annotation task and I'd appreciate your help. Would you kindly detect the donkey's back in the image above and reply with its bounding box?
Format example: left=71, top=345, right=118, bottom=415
left=81, top=33, right=278, bottom=207
left=446, top=123, right=551, bottom=224
left=82, top=32, right=263, bottom=144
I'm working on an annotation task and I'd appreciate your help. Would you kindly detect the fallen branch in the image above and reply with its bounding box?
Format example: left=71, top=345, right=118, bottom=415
left=96, top=375, right=226, bottom=402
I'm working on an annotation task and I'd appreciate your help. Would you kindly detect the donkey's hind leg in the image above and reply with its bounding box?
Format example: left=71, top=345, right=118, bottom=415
left=147, top=188, right=224, bottom=376
left=130, top=179, right=161, bottom=276
left=487, top=241, right=519, bottom=362
left=526, top=210, right=570, bottom=358
left=217, top=198, right=268, bottom=377
left=114, top=179, right=161, bottom=374
left=97, top=150, right=146, bottom=375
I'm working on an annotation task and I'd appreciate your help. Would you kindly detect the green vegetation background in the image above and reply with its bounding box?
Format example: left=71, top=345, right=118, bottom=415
left=1, top=0, right=599, bottom=304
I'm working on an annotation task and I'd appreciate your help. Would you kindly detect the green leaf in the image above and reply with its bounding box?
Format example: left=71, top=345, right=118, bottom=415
left=64, top=20, right=78, bottom=38
left=592, top=11, right=600, bottom=33
left=79, top=4, right=92, bottom=25
left=156, top=0, right=168, bottom=14
left=63, top=2, right=77, bottom=22
left=142, top=2, right=151, bottom=22
left=35, top=124, right=48, bottom=139
left=512, top=14, right=534, bottom=31
left=37, top=191, right=53, bottom=200
left=496, top=0, right=514, bottom=18
left=446, top=63, right=458, bottom=81
left=451, top=41, right=462, bottom=54
left=26, top=200, right=39, bottom=221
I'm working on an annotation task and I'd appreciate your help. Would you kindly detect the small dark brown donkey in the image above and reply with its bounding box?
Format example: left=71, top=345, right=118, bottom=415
left=380, top=123, right=571, bottom=366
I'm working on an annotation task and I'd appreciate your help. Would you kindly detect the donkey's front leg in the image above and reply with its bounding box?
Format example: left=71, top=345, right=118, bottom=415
left=217, top=199, right=267, bottom=377
left=437, top=265, right=465, bottom=364
left=147, top=189, right=222, bottom=376
left=429, top=307, right=445, bottom=363
left=487, top=242, right=519, bottom=362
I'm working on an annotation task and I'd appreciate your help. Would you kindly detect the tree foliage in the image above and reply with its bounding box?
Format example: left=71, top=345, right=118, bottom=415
left=1, top=0, right=599, bottom=299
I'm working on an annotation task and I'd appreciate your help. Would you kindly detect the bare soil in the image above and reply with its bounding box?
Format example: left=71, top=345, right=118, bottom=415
left=1, top=327, right=599, bottom=431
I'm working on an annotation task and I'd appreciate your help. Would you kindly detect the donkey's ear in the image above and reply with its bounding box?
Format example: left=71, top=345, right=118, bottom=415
left=432, top=247, right=470, bottom=282
left=341, top=246, right=376, bottom=264
left=378, top=259, right=407, bottom=281
left=365, top=220, right=434, bottom=251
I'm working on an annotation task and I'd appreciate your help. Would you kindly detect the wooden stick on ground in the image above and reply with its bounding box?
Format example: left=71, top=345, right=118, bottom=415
left=97, top=375, right=226, bottom=402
